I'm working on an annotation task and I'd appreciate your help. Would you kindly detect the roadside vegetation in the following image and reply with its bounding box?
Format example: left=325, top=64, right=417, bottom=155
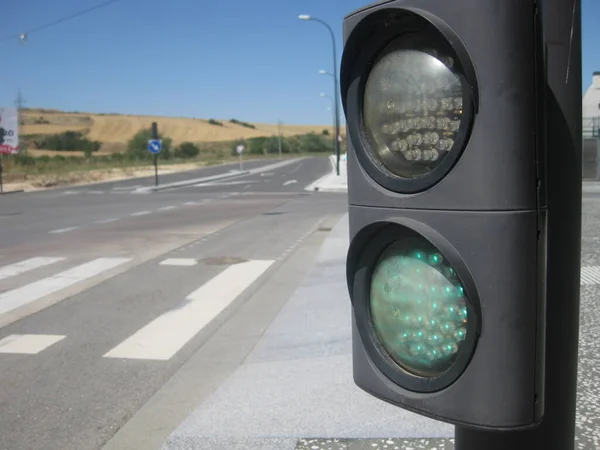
left=2, top=127, right=345, bottom=188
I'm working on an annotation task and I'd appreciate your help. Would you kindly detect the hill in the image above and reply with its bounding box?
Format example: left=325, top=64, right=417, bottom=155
left=21, top=109, right=345, bottom=155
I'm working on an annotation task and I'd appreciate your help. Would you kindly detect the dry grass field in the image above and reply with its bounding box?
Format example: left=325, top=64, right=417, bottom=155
left=22, top=108, right=344, bottom=152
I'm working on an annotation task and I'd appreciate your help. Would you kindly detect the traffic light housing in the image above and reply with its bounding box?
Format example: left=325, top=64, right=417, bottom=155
left=343, top=0, right=546, bottom=430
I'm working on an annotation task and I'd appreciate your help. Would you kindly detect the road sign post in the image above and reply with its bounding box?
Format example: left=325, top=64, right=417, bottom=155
left=0, top=129, right=4, bottom=193
left=149, top=122, right=161, bottom=187
left=236, top=144, right=245, bottom=171
left=342, top=0, right=581, bottom=448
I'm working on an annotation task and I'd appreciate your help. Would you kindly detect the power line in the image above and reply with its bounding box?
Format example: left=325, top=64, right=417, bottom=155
left=0, top=0, right=123, bottom=43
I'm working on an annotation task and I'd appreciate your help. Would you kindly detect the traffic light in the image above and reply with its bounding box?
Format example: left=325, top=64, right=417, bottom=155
left=342, top=0, right=546, bottom=430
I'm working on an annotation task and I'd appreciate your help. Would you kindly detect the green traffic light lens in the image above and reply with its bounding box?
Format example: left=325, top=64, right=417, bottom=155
left=369, top=239, right=469, bottom=377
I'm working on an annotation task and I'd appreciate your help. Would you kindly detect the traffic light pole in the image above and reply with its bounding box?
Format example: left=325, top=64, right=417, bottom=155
left=454, top=0, right=582, bottom=448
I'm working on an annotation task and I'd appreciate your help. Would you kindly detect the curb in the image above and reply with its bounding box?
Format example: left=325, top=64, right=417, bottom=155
left=133, top=170, right=249, bottom=193
left=305, top=155, right=348, bottom=193
left=0, top=189, right=25, bottom=195
left=304, top=172, right=333, bottom=192
left=313, top=185, right=348, bottom=193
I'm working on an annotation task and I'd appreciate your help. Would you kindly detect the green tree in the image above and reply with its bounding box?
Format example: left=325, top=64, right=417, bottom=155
left=35, top=131, right=101, bottom=153
left=175, top=142, right=200, bottom=158
left=296, top=132, right=331, bottom=153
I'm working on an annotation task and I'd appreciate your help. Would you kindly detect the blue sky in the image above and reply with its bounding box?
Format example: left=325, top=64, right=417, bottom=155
left=1, top=0, right=599, bottom=125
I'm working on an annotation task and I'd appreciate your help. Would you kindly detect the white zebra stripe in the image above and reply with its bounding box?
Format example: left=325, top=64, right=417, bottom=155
left=581, top=266, right=600, bottom=285
left=0, top=257, right=65, bottom=281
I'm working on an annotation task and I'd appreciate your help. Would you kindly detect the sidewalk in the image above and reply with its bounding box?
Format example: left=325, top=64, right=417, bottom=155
left=160, top=214, right=453, bottom=450
left=305, top=154, right=348, bottom=193
left=583, top=180, right=600, bottom=193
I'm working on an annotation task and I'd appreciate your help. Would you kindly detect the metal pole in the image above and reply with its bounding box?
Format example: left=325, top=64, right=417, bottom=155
left=330, top=103, right=336, bottom=154
left=455, top=0, right=582, bottom=448
left=322, top=95, right=336, bottom=155
left=151, top=122, right=159, bottom=187
left=0, top=155, right=4, bottom=193
left=239, top=152, right=243, bottom=171
left=311, top=19, right=341, bottom=176
left=153, top=155, right=158, bottom=187
left=329, top=28, right=341, bottom=176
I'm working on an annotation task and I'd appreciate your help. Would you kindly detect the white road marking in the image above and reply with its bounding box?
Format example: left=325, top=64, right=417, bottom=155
left=157, top=206, right=177, bottom=211
left=0, top=257, right=65, bottom=281
left=194, top=180, right=259, bottom=187
left=283, top=180, right=297, bottom=186
left=95, top=218, right=118, bottom=224
left=0, top=258, right=131, bottom=316
left=131, top=211, right=152, bottom=217
left=0, top=334, right=66, bottom=354
left=87, top=190, right=105, bottom=194
left=183, top=201, right=201, bottom=206
left=112, top=185, right=142, bottom=191
left=49, top=227, right=80, bottom=234
left=160, top=258, right=197, bottom=266
left=104, top=259, right=275, bottom=361
left=581, top=266, right=600, bottom=285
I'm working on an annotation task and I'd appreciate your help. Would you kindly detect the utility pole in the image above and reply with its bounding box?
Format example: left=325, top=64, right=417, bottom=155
left=278, top=120, right=283, bottom=159
left=14, top=89, right=26, bottom=154
left=15, top=89, right=25, bottom=121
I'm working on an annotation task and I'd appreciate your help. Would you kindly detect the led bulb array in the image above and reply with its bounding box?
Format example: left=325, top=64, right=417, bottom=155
left=380, top=93, right=463, bottom=164
left=363, top=48, right=468, bottom=178
left=370, top=248, right=469, bottom=374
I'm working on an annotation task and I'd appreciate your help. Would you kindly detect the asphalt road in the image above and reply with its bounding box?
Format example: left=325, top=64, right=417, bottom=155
left=0, top=156, right=347, bottom=450
left=29, top=158, right=284, bottom=194
left=0, top=157, right=329, bottom=250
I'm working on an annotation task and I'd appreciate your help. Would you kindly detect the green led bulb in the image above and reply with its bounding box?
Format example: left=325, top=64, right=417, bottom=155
left=369, top=239, right=470, bottom=378
left=429, top=253, right=443, bottom=266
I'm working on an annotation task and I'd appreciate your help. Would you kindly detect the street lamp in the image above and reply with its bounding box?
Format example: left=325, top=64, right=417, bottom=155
left=299, top=14, right=341, bottom=176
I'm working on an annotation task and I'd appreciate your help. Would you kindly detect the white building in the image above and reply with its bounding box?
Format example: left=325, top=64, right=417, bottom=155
left=583, top=72, right=600, bottom=137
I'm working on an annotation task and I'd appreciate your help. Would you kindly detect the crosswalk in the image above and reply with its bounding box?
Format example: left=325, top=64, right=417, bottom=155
left=2, top=256, right=599, bottom=361
left=0, top=257, right=131, bottom=316
left=0, top=255, right=274, bottom=361
left=104, top=259, right=274, bottom=360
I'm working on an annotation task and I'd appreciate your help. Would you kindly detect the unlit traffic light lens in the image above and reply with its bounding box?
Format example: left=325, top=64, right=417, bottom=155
left=363, top=48, right=465, bottom=179
left=369, top=239, right=468, bottom=377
